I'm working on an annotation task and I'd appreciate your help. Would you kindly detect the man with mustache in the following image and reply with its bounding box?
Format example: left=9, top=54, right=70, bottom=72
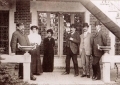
left=80, top=23, right=91, bottom=78
left=62, top=24, right=80, bottom=77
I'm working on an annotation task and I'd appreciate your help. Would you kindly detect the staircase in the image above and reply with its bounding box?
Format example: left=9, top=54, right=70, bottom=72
left=91, top=0, right=120, bottom=27
left=79, top=0, right=120, bottom=40
left=90, top=0, right=120, bottom=55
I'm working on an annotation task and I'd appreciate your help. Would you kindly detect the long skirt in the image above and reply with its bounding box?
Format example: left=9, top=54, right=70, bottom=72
left=30, top=46, right=43, bottom=74
left=42, top=54, right=54, bottom=72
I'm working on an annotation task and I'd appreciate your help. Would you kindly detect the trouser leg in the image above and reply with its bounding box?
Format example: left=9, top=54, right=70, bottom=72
left=65, top=56, right=71, bottom=73
left=72, top=54, right=79, bottom=74
left=19, top=63, right=23, bottom=77
left=97, top=62, right=101, bottom=79
left=86, top=55, right=90, bottom=75
left=81, top=50, right=86, bottom=75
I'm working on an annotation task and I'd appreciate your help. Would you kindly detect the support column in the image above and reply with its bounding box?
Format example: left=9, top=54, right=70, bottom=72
left=103, top=62, right=110, bottom=82
left=59, top=13, right=64, bottom=57
left=9, top=0, right=16, bottom=54
left=30, top=1, right=37, bottom=26
left=47, top=13, right=50, bottom=30
left=109, top=32, right=115, bottom=69
left=71, top=14, right=74, bottom=24
left=85, top=11, right=91, bottom=33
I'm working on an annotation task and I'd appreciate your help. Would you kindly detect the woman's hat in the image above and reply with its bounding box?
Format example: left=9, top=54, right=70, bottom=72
left=47, top=29, right=53, bottom=34
left=83, top=23, right=89, bottom=28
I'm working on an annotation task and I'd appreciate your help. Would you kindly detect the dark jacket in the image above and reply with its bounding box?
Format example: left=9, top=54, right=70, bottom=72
left=67, top=31, right=80, bottom=54
left=10, top=29, right=30, bottom=53
left=43, top=37, right=55, bottom=55
left=91, top=30, right=108, bottom=57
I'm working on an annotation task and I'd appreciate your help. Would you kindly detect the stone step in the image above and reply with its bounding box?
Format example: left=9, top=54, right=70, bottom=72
left=29, top=71, right=117, bottom=85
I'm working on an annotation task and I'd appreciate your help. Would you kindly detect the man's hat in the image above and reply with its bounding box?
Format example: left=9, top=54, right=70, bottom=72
left=83, top=23, right=89, bottom=28
left=16, top=22, right=24, bottom=27
left=70, top=24, right=76, bottom=28
left=95, top=20, right=102, bottom=26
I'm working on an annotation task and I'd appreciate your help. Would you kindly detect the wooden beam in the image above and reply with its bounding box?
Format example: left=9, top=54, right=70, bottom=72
left=36, top=0, right=81, bottom=2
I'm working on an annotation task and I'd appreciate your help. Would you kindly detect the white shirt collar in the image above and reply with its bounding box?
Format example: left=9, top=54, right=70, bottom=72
left=84, top=31, right=88, bottom=37
left=71, top=31, right=75, bottom=35
left=97, top=28, right=101, bottom=32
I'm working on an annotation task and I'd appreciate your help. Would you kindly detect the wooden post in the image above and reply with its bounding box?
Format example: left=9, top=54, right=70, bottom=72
left=103, top=62, right=110, bottom=82
left=23, top=62, right=31, bottom=81
left=109, top=32, right=115, bottom=69
left=101, top=49, right=111, bottom=83
left=23, top=52, right=31, bottom=81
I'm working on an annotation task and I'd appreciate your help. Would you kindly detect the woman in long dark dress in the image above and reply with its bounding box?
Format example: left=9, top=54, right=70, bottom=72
left=28, top=26, right=43, bottom=75
left=42, top=29, right=55, bottom=72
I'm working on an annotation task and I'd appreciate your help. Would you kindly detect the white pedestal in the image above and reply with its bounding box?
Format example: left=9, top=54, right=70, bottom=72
left=103, top=62, right=110, bottom=82
left=23, top=62, right=31, bottom=81
left=23, top=52, right=31, bottom=81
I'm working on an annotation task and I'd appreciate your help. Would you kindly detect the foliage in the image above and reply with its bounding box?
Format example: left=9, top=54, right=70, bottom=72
left=0, top=63, right=38, bottom=85
left=0, top=48, right=37, bottom=85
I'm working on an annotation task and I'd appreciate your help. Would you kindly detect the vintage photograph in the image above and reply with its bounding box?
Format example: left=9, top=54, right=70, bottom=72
left=0, top=0, right=120, bottom=85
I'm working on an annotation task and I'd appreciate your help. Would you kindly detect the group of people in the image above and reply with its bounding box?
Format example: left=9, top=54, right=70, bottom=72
left=62, top=21, right=108, bottom=81
left=10, top=23, right=55, bottom=80
left=10, top=20, right=108, bottom=81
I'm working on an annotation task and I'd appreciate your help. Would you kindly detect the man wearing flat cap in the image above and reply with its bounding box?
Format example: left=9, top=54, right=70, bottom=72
left=62, top=24, right=80, bottom=77
left=91, top=20, right=108, bottom=80
left=80, top=23, right=91, bottom=78
left=10, top=23, right=36, bottom=80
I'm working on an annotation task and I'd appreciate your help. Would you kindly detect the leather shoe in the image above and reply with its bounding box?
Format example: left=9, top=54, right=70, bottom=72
left=81, top=74, right=86, bottom=77
left=92, top=75, right=96, bottom=79
left=31, top=76, right=36, bottom=81
left=87, top=75, right=90, bottom=78
left=62, top=72, right=69, bottom=75
left=36, top=73, right=41, bottom=75
left=95, top=77, right=101, bottom=80
left=74, top=73, right=79, bottom=77
left=19, top=76, right=23, bottom=79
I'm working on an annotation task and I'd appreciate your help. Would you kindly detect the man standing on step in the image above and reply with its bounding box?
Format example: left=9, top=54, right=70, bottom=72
left=80, top=23, right=91, bottom=78
left=10, top=23, right=36, bottom=80
left=91, top=21, right=108, bottom=80
left=62, top=24, right=80, bottom=77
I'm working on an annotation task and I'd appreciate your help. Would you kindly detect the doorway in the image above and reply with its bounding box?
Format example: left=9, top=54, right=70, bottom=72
left=37, top=12, right=84, bottom=57
left=0, top=11, right=9, bottom=54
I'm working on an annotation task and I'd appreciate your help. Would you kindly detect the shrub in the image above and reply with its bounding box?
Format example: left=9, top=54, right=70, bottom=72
left=0, top=48, right=37, bottom=85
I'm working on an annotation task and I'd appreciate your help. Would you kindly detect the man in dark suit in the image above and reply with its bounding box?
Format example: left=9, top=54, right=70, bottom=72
left=10, top=23, right=36, bottom=80
left=91, top=21, right=108, bottom=80
left=62, top=24, right=80, bottom=77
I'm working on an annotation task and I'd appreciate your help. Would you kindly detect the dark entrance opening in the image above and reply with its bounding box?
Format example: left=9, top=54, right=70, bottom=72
left=0, top=11, right=9, bottom=54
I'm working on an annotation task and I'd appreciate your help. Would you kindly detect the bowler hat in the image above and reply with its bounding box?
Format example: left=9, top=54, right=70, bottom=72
left=16, top=22, right=24, bottom=27
left=83, top=23, right=89, bottom=28
left=70, top=24, right=76, bottom=28
left=95, top=20, right=102, bottom=26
